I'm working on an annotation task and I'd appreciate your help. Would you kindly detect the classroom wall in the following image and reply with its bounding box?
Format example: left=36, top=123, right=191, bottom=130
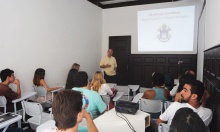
left=102, top=0, right=200, bottom=78
left=0, top=0, right=102, bottom=92
left=205, top=0, right=220, bottom=50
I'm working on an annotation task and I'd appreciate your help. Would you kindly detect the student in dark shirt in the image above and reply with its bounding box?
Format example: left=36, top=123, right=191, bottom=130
left=0, top=69, right=21, bottom=112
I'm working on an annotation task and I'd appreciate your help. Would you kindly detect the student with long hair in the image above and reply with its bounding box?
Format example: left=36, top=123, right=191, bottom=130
left=90, top=71, right=113, bottom=95
left=33, top=68, right=60, bottom=103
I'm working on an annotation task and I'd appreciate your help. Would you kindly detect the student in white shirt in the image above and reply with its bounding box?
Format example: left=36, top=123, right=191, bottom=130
left=90, top=71, right=113, bottom=96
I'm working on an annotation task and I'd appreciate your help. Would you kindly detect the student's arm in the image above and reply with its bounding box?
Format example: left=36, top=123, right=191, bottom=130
left=13, top=79, right=21, bottom=98
left=164, top=89, right=170, bottom=100
left=40, top=79, right=59, bottom=92
left=156, top=118, right=166, bottom=125
left=83, top=109, right=98, bottom=132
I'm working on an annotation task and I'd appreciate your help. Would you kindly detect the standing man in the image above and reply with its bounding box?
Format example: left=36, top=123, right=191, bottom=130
left=0, top=68, right=21, bottom=112
left=100, top=49, right=117, bottom=83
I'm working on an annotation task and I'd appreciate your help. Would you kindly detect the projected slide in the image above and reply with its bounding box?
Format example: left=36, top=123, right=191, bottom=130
left=137, top=6, right=195, bottom=52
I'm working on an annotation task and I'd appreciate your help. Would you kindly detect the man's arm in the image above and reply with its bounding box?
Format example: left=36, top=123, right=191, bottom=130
left=83, top=109, right=98, bottom=132
left=156, top=118, right=166, bottom=125
left=13, top=79, right=21, bottom=98
left=100, top=64, right=111, bottom=68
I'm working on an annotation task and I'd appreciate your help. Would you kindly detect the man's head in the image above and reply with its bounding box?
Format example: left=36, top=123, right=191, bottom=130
left=177, top=74, right=196, bottom=93
left=0, top=69, right=15, bottom=83
left=180, top=80, right=205, bottom=103
left=152, top=73, right=165, bottom=87
left=107, top=49, right=113, bottom=57
left=53, top=90, right=83, bottom=131
left=170, top=107, right=206, bottom=132
left=75, top=71, right=88, bottom=87
left=72, top=63, right=80, bottom=71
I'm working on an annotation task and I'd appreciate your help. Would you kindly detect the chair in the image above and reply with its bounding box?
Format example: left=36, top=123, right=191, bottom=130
left=139, top=98, right=163, bottom=118
left=158, top=123, right=170, bottom=132
left=21, top=100, right=50, bottom=130
left=115, top=85, right=131, bottom=101
left=33, top=86, right=48, bottom=102
left=164, top=101, right=173, bottom=110
left=101, top=95, right=110, bottom=111
left=139, top=87, right=152, bottom=93
left=0, top=96, right=7, bottom=113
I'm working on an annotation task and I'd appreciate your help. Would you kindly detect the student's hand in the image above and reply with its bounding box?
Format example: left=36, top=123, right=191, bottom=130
left=13, top=79, right=20, bottom=86
left=82, top=109, right=92, bottom=120
left=175, top=93, right=181, bottom=102
left=203, top=90, right=210, bottom=100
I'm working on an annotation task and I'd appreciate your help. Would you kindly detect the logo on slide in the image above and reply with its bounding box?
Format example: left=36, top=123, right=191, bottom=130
left=157, top=24, right=171, bottom=42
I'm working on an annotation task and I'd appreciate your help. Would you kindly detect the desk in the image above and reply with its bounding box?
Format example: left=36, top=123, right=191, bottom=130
left=12, top=91, right=36, bottom=128
left=94, top=108, right=150, bottom=132
left=128, top=85, right=140, bottom=96
left=0, top=113, right=22, bottom=132
left=51, top=87, right=65, bottom=101
left=112, top=92, right=124, bottom=105
left=12, top=92, right=37, bottom=113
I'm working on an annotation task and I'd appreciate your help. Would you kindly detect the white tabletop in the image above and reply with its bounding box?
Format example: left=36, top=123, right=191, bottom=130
left=51, top=87, right=65, bottom=93
left=12, top=92, right=37, bottom=103
left=112, top=92, right=124, bottom=102
left=94, top=108, right=150, bottom=132
left=0, top=113, right=22, bottom=129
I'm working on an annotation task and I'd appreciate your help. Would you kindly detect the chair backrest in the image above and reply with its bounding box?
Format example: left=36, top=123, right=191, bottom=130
left=115, top=85, right=130, bottom=100
left=33, top=86, right=47, bottom=102
left=101, top=95, right=110, bottom=111
left=164, top=101, right=173, bottom=110
left=139, top=87, right=152, bottom=93
left=158, top=123, right=170, bottom=132
left=21, top=101, right=43, bottom=118
left=0, top=96, right=7, bottom=113
left=140, top=98, right=163, bottom=114
left=107, top=83, right=117, bottom=89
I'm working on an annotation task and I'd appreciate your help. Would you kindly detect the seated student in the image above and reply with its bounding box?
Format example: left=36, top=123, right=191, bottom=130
left=142, top=73, right=170, bottom=102
left=146, top=80, right=212, bottom=132
left=174, top=74, right=196, bottom=102
left=169, top=107, right=206, bottom=132
left=0, top=68, right=21, bottom=112
left=43, top=90, right=98, bottom=132
left=65, top=63, right=80, bottom=89
left=90, top=71, right=113, bottom=96
left=72, top=71, right=106, bottom=119
left=33, top=68, right=60, bottom=103
left=170, top=70, right=195, bottom=97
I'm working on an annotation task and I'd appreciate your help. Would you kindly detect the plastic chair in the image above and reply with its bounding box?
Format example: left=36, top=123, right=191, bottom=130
left=21, top=100, right=50, bottom=130
left=115, top=85, right=130, bottom=101
left=33, top=86, right=48, bottom=102
left=0, top=96, right=7, bottom=113
left=164, top=101, right=173, bottom=110
left=139, top=87, right=152, bottom=93
left=139, top=98, right=163, bottom=115
left=101, top=95, right=110, bottom=111
left=132, top=93, right=144, bottom=103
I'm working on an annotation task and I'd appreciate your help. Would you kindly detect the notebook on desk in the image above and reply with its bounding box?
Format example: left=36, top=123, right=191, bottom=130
left=0, top=113, right=18, bottom=123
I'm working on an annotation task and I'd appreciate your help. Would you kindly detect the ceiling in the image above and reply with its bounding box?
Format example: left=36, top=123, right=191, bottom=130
left=88, top=0, right=180, bottom=9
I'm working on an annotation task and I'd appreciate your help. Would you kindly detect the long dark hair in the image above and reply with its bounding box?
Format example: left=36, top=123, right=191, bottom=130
left=33, top=68, right=45, bottom=86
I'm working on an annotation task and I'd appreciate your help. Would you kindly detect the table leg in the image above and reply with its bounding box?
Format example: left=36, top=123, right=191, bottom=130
left=2, top=126, right=9, bottom=132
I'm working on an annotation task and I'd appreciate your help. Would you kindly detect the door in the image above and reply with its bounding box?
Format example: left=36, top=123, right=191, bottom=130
left=109, top=36, right=131, bottom=85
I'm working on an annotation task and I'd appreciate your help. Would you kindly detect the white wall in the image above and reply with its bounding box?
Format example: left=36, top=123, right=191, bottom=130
left=102, top=0, right=198, bottom=56
left=196, top=0, right=205, bottom=81
left=205, top=0, right=220, bottom=50
left=0, top=0, right=102, bottom=92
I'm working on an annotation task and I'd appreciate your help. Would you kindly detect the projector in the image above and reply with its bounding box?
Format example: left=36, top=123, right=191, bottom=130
left=115, top=100, right=139, bottom=115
